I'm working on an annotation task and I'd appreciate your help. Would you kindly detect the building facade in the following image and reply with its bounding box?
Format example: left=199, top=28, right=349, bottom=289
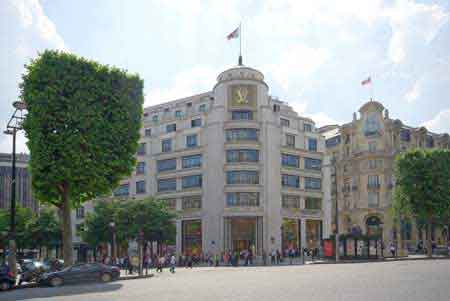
left=320, top=100, right=450, bottom=254
left=115, top=65, right=327, bottom=258
left=0, top=153, right=38, bottom=212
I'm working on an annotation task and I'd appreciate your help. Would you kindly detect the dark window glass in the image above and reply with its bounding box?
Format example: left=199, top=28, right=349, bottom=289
left=281, top=118, right=290, bottom=127
left=304, top=158, right=322, bottom=170
left=400, top=129, right=411, bottom=142
left=226, top=149, right=259, bottom=163
left=281, top=154, right=299, bottom=168
left=326, top=136, right=341, bottom=148
left=136, top=181, right=146, bottom=194
left=76, top=207, right=85, bottom=219
left=226, top=192, right=259, bottom=207
left=199, top=104, right=207, bottom=112
left=286, top=134, right=295, bottom=148
left=137, top=143, right=146, bottom=155
left=304, top=123, right=312, bottom=132
left=426, top=136, right=434, bottom=148
left=113, top=184, right=129, bottom=196
left=305, top=198, right=321, bottom=209
left=281, top=174, right=300, bottom=188
left=308, top=138, right=317, bottom=152
left=282, top=195, right=300, bottom=208
left=136, top=162, right=146, bottom=174
left=232, top=111, right=253, bottom=120
left=158, top=178, right=177, bottom=192
left=191, top=118, right=202, bottom=128
left=305, top=177, right=321, bottom=190
left=145, top=128, right=152, bottom=137
left=226, top=129, right=258, bottom=141
left=182, top=175, right=202, bottom=189
left=182, top=155, right=202, bottom=169
left=166, top=123, right=177, bottom=133
left=157, top=158, right=177, bottom=172
left=226, top=171, right=259, bottom=185
left=162, top=139, right=172, bottom=152
left=182, top=196, right=201, bottom=209
left=186, top=134, right=198, bottom=148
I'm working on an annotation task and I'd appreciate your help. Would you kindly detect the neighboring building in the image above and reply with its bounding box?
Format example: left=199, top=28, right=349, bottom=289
left=114, top=65, right=326, bottom=258
left=0, top=153, right=38, bottom=212
left=320, top=100, right=450, bottom=254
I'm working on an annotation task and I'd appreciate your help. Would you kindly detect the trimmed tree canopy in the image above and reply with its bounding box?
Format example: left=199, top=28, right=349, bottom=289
left=21, top=50, right=144, bottom=206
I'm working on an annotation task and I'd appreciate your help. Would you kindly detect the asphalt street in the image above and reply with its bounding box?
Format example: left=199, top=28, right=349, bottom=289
left=2, top=259, right=449, bottom=301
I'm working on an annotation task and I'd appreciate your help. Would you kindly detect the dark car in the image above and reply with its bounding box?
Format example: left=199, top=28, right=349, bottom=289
left=19, top=260, right=50, bottom=284
left=39, top=263, right=120, bottom=287
left=0, top=266, right=16, bottom=291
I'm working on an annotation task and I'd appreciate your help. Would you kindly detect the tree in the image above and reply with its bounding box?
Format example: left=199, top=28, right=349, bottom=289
left=21, top=50, right=144, bottom=266
left=27, top=207, right=61, bottom=257
left=393, top=149, right=450, bottom=257
left=0, top=206, right=33, bottom=252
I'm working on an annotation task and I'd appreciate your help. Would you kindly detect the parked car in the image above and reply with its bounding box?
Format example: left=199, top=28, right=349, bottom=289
left=39, top=263, right=120, bottom=287
left=0, top=266, right=16, bottom=291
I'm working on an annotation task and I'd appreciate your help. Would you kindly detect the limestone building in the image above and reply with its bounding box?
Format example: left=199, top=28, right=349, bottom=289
left=320, top=100, right=450, bottom=253
left=115, top=65, right=327, bottom=258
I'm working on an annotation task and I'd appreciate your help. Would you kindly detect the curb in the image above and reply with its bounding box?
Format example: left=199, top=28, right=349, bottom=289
left=309, top=256, right=450, bottom=265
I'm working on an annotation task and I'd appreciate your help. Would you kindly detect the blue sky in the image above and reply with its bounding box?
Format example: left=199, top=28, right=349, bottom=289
left=1, top=0, right=450, bottom=153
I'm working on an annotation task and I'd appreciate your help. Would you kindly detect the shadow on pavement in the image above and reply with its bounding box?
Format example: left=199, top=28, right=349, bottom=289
left=0, top=282, right=123, bottom=301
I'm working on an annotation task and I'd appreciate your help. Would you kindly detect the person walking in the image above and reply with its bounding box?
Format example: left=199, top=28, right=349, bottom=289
left=276, top=249, right=281, bottom=265
left=170, top=255, right=176, bottom=273
left=270, top=249, right=276, bottom=265
left=389, top=242, right=396, bottom=257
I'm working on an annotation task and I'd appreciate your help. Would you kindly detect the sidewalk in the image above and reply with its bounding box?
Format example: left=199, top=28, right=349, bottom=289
left=309, top=254, right=450, bottom=265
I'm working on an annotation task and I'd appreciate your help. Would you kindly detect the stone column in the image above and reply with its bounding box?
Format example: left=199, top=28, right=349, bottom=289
left=176, top=220, right=182, bottom=255
left=300, top=219, right=307, bottom=250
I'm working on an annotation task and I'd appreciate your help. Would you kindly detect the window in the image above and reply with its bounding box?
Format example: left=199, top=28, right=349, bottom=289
left=305, top=198, right=321, bottom=210
left=282, top=195, right=301, bottom=209
left=182, top=154, right=202, bottom=169
left=226, top=129, right=258, bottom=141
left=182, top=175, right=202, bottom=189
left=226, top=171, right=259, bottom=185
left=426, top=136, right=434, bottom=148
left=113, top=183, right=129, bottom=197
left=158, top=178, right=177, bottom=192
left=166, top=123, right=176, bottom=133
left=303, top=123, right=312, bottom=132
left=400, top=129, right=411, bottom=142
left=305, top=177, right=321, bottom=190
left=281, top=118, right=290, bottom=127
left=368, top=141, right=377, bottom=152
left=368, top=160, right=382, bottom=169
left=226, top=192, right=259, bottom=207
left=368, top=192, right=379, bottom=208
left=162, top=139, right=172, bottom=152
left=175, top=110, right=183, bottom=118
left=226, top=149, right=259, bottom=163
left=163, top=198, right=177, bottom=210
left=145, top=128, right=152, bottom=137
left=282, top=174, right=300, bottom=188
left=186, top=102, right=192, bottom=108
left=157, top=158, right=177, bottom=172
left=76, top=207, right=85, bottom=219
left=164, top=108, right=170, bottom=115
left=186, top=134, right=198, bottom=148
left=281, top=154, right=300, bottom=168
left=286, top=134, right=295, bottom=148
left=182, top=196, right=201, bottom=209
left=136, top=181, right=146, bottom=194
left=191, top=118, right=202, bottom=128
left=137, top=143, right=146, bottom=155
left=76, top=224, right=84, bottom=234
left=326, top=136, right=341, bottom=148
left=232, top=111, right=253, bottom=120
left=308, top=138, right=317, bottom=152
left=136, top=162, right=146, bottom=174
left=368, top=175, right=380, bottom=188
left=199, top=104, right=207, bottom=112
left=304, top=158, right=322, bottom=170
left=152, top=115, right=159, bottom=123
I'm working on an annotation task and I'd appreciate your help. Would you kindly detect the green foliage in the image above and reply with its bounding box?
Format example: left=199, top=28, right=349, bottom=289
left=27, top=207, right=61, bottom=249
left=21, top=50, right=144, bottom=206
left=81, top=198, right=177, bottom=248
left=393, top=149, right=450, bottom=220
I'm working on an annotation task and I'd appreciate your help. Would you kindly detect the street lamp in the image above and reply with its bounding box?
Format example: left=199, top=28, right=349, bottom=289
left=4, top=100, right=27, bottom=277
left=109, top=222, right=116, bottom=263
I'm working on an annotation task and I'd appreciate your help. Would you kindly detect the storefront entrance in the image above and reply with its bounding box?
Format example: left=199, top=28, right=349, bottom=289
left=224, top=217, right=263, bottom=255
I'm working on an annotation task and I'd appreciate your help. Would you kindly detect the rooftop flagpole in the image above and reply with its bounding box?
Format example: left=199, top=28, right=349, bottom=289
left=238, top=22, right=243, bottom=66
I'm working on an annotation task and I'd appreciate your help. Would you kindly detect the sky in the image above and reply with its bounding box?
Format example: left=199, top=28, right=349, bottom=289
left=1, top=0, right=450, bottom=154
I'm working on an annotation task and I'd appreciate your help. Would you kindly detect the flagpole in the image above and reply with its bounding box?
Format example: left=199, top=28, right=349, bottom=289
left=239, top=22, right=243, bottom=66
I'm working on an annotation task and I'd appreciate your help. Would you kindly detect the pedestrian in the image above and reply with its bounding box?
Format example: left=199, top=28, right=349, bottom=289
left=271, top=249, right=276, bottom=265
left=262, top=250, right=267, bottom=266
left=276, top=249, right=281, bottom=265
left=157, top=255, right=165, bottom=272
left=187, top=255, right=193, bottom=268
left=289, top=248, right=294, bottom=265
left=389, top=242, right=396, bottom=257
left=170, top=255, right=176, bottom=273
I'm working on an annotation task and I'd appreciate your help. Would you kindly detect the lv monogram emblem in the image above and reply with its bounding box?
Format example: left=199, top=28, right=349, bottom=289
left=235, top=87, right=249, bottom=104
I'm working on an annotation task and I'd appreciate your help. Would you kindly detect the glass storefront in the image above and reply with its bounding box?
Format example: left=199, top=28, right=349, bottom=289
left=306, top=220, right=322, bottom=249
left=182, top=220, right=202, bottom=256
left=224, top=217, right=263, bottom=255
left=282, top=219, right=299, bottom=251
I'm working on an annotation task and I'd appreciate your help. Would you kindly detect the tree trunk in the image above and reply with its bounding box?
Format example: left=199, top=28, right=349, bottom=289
left=61, top=186, right=73, bottom=266
left=426, top=215, right=433, bottom=258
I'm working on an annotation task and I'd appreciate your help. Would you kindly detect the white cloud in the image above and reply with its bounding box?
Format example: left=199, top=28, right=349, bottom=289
left=306, top=112, right=342, bottom=127
left=145, top=66, right=218, bottom=106
left=422, top=109, right=450, bottom=134
left=405, top=81, right=421, bottom=103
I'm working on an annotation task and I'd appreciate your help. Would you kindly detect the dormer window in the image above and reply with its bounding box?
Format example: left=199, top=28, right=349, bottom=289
left=186, top=102, right=192, bottom=108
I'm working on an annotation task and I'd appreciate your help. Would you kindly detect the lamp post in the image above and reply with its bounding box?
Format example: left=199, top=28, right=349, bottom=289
left=4, top=100, right=27, bottom=277
left=109, top=222, right=116, bottom=263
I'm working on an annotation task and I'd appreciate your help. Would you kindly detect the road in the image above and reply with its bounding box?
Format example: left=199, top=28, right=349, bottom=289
left=2, top=259, right=450, bottom=301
